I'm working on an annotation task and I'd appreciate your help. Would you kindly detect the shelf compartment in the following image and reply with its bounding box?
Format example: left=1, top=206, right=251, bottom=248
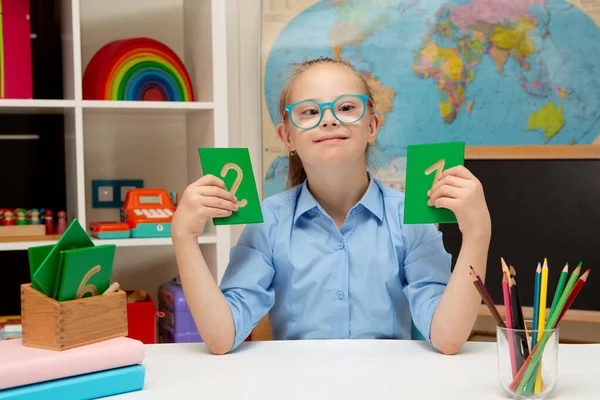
left=81, top=109, right=214, bottom=231
left=78, top=0, right=213, bottom=104
left=0, top=112, right=73, bottom=252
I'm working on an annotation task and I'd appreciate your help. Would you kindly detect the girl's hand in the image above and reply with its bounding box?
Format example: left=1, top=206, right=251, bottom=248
left=426, top=165, right=491, bottom=239
left=171, top=175, right=238, bottom=240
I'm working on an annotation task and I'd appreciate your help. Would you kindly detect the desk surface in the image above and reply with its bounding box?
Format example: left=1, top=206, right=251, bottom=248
left=114, top=340, right=599, bottom=400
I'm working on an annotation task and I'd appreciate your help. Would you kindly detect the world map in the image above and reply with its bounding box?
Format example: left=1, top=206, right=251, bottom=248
left=261, top=0, right=600, bottom=197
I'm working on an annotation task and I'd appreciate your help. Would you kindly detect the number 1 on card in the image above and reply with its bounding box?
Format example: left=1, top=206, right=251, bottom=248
left=425, top=159, right=445, bottom=190
left=403, top=142, right=464, bottom=224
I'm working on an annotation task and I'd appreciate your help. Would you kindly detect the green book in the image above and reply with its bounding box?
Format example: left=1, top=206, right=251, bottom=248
left=403, top=141, right=465, bottom=224
left=55, top=244, right=116, bottom=301
left=32, top=219, right=94, bottom=298
left=198, top=147, right=263, bottom=225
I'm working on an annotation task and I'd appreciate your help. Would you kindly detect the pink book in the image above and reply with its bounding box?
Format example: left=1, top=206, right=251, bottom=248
left=0, top=0, right=33, bottom=99
left=0, top=337, right=146, bottom=390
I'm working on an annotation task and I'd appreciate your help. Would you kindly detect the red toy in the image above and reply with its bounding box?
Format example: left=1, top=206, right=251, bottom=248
left=2, top=210, right=15, bottom=226
left=56, top=210, right=67, bottom=234
left=0, top=0, right=33, bottom=99
left=126, top=291, right=159, bottom=344
left=43, top=209, right=55, bottom=234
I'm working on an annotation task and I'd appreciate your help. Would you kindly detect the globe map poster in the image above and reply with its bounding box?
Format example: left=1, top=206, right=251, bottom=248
left=260, top=0, right=600, bottom=198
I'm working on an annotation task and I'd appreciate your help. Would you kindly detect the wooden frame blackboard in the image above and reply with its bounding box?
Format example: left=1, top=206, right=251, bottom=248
left=439, top=151, right=600, bottom=319
left=466, top=145, right=600, bottom=160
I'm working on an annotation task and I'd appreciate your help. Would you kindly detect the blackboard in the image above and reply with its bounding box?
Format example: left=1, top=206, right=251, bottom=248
left=439, top=159, right=600, bottom=313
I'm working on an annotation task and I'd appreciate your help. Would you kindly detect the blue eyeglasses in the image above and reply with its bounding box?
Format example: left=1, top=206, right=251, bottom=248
left=283, top=94, right=374, bottom=130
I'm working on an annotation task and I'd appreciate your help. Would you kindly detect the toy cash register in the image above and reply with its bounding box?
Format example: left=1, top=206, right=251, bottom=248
left=119, top=189, right=177, bottom=238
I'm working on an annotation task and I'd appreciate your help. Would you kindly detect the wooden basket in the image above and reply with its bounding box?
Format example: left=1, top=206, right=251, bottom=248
left=20, top=283, right=128, bottom=350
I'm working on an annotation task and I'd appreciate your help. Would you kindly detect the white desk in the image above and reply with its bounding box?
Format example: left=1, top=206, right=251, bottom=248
left=114, top=340, right=599, bottom=399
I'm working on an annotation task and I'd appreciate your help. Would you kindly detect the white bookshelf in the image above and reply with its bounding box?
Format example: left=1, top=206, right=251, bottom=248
left=0, top=0, right=233, bottom=284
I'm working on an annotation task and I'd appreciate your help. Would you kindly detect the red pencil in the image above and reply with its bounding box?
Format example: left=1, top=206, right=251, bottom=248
left=557, top=269, right=590, bottom=325
left=502, top=272, right=517, bottom=377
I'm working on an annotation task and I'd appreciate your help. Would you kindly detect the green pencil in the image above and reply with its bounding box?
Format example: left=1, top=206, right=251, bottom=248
left=548, top=263, right=569, bottom=319
left=515, top=264, right=581, bottom=394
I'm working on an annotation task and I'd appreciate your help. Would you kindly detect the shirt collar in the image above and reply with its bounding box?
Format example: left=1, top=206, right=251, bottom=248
left=293, top=175, right=384, bottom=224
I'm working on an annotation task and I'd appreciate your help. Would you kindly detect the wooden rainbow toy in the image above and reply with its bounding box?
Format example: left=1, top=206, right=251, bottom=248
left=82, top=37, right=194, bottom=101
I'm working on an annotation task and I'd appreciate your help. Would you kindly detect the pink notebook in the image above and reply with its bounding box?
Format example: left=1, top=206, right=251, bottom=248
left=0, top=337, right=146, bottom=390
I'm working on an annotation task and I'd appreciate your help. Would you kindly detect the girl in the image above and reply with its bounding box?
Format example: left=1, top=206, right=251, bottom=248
left=172, top=57, right=492, bottom=356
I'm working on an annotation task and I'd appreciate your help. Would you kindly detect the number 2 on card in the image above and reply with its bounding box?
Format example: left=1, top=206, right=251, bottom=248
left=425, top=159, right=445, bottom=191
left=221, top=163, right=248, bottom=207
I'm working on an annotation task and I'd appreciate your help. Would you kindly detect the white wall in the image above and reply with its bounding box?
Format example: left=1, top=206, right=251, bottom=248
left=228, top=0, right=264, bottom=245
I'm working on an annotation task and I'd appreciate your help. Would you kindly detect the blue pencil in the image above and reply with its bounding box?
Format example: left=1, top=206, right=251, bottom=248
left=531, top=263, right=541, bottom=346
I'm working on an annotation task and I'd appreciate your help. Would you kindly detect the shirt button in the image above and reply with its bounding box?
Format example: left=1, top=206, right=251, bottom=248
left=337, top=242, right=344, bottom=249
left=337, top=291, right=345, bottom=299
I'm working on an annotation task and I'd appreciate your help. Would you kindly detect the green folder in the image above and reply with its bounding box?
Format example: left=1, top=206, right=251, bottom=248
left=198, top=147, right=263, bottom=225
left=55, top=244, right=116, bottom=301
left=32, top=219, right=94, bottom=298
left=403, top=141, right=465, bottom=224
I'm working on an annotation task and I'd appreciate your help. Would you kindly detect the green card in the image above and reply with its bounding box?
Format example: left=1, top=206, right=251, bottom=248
left=32, top=219, right=94, bottom=298
left=55, top=244, right=116, bottom=301
left=403, top=141, right=465, bottom=224
left=28, top=244, right=55, bottom=291
left=198, top=148, right=263, bottom=225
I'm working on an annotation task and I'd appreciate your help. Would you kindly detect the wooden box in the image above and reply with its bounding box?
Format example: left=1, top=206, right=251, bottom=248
left=20, top=283, right=128, bottom=350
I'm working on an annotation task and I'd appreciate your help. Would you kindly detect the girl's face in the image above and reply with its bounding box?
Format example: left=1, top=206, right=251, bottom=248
left=276, top=64, right=380, bottom=170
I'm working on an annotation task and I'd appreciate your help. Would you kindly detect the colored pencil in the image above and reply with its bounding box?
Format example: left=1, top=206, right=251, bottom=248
left=548, top=263, right=569, bottom=320
left=508, top=277, right=526, bottom=370
left=470, top=269, right=505, bottom=328
left=501, top=258, right=511, bottom=282
left=557, top=269, right=589, bottom=324
left=510, top=266, right=529, bottom=358
left=531, top=263, right=541, bottom=345
left=532, top=259, right=549, bottom=394
left=512, top=264, right=582, bottom=394
left=470, top=265, right=488, bottom=294
left=538, top=259, right=549, bottom=334
left=502, top=272, right=517, bottom=377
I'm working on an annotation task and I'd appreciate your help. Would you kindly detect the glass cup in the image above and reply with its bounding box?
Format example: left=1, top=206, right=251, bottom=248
left=496, top=324, right=559, bottom=399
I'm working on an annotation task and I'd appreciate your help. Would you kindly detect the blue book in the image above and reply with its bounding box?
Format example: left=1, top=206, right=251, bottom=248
left=0, top=364, right=145, bottom=400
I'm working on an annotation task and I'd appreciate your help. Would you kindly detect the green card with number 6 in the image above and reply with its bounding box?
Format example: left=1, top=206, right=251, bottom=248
left=55, top=244, right=116, bottom=302
left=198, top=148, right=263, bottom=225
left=403, top=141, right=465, bottom=224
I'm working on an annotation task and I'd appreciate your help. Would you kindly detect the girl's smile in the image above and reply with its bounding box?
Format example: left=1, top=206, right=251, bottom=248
left=314, top=133, right=349, bottom=143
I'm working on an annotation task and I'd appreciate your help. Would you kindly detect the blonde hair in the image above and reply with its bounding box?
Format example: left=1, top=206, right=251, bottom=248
left=278, top=57, right=376, bottom=188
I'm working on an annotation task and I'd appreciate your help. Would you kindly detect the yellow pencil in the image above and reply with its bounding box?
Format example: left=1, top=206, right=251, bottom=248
left=534, top=259, right=549, bottom=393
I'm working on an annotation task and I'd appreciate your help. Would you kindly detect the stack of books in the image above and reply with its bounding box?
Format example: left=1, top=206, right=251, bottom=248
left=0, top=336, right=145, bottom=399
left=0, top=219, right=146, bottom=398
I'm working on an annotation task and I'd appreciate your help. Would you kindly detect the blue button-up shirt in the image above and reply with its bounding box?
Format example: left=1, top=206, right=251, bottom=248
left=220, top=177, right=452, bottom=351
